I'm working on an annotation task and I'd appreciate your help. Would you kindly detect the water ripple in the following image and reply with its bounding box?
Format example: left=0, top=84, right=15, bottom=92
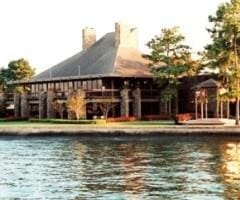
left=0, top=136, right=240, bottom=199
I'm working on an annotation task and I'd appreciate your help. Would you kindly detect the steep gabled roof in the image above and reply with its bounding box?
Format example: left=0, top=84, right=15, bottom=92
left=30, top=32, right=152, bottom=83
left=192, top=78, right=221, bottom=90
left=32, top=33, right=117, bottom=81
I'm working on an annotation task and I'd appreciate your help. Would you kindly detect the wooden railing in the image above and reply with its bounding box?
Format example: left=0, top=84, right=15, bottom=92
left=28, top=93, right=39, bottom=100
left=86, top=89, right=121, bottom=99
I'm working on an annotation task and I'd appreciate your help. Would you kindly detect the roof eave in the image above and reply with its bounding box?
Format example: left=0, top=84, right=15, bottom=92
left=8, top=73, right=153, bottom=85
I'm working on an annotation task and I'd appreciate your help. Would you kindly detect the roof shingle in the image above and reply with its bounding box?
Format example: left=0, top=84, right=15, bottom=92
left=32, top=32, right=152, bottom=82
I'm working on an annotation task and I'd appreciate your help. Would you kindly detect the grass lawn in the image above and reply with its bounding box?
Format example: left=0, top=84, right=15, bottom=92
left=0, top=120, right=175, bottom=128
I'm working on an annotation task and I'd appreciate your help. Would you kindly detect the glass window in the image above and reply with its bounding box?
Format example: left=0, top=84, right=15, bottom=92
left=87, top=80, right=92, bottom=90
left=64, top=82, right=68, bottom=91
left=77, top=81, right=82, bottom=89
left=82, top=81, right=87, bottom=90
left=43, top=83, right=47, bottom=91
left=97, top=79, right=102, bottom=89
left=69, top=81, right=73, bottom=89
left=55, top=82, right=60, bottom=90
left=31, top=84, right=35, bottom=93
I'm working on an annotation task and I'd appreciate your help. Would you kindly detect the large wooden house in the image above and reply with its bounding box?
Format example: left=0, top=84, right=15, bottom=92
left=8, top=22, right=162, bottom=119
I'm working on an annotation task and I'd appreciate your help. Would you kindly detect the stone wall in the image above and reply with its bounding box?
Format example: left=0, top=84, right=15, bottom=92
left=47, top=90, right=56, bottom=118
left=120, top=88, right=129, bottom=117
left=14, top=93, right=21, bottom=118
left=133, top=88, right=141, bottom=119
left=21, top=91, right=29, bottom=118
left=39, top=91, right=46, bottom=119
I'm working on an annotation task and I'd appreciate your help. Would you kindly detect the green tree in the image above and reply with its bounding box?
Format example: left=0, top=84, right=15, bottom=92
left=225, top=0, right=240, bottom=125
left=146, top=27, right=198, bottom=116
left=205, top=0, right=240, bottom=124
left=0, top=58, right=35, bottom=92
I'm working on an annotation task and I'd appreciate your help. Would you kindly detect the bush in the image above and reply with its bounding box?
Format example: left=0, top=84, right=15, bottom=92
left=107, top=116, right=136, bottom=122
left=142, top=114, right=171, bottom=121
left=0, top=117, right=29, bottom=122
left=174, top=113, right=193, bottom=124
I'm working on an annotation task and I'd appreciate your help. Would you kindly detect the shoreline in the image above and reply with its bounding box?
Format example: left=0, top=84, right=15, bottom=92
left=0, top=125, right=240, bottom=136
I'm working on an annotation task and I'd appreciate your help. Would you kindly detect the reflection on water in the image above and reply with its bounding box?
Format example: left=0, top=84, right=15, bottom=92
left=218, top=142, right=240, bottom=199
left=0, top=136, right=240, bottom=199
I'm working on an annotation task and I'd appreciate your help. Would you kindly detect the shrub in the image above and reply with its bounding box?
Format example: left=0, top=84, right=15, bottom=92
left=174, top=113, right=193, bottom=124
left=0, top=117, right=29, bottom=122
left=107, top=116, right=136, bottom=122
left=142, top=114, right=171, bottom=121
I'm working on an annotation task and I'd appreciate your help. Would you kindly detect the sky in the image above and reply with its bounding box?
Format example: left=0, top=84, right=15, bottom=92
left=0, top=0, right=228, bottom=73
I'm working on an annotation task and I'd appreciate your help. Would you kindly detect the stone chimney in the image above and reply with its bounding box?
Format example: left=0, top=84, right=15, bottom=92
left=115, top=22, right=138, bottom=49
left=82, top=27, right=96, bottom=50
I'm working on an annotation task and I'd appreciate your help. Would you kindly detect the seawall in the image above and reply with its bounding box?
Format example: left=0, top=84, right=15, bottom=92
left=0, top=126, right=240, bottom=136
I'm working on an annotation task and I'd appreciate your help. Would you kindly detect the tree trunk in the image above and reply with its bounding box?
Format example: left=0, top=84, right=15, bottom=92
left=201, top=101, right=204, bottom=120
left=220, top=101, right=223, bottom=119
left=168, top=99, right=172, bottom=118
left=205, top=102, right=208, bottom=119
left=175, top=92, right=179, bottom=115
left=234, top=33, right=239, bottom=125
left=195, top=96, right=198, bottom=119
left=227, top=100, right=230, bottom=119
left=236, top=98, right=239, bottom=125
left=165, top=100, right=167, bottom=114
left=76, top=112, right=80, bottom=120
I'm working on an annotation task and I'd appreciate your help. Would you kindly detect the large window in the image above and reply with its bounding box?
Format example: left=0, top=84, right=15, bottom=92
left=87, top=80, right=92, bottom=90
left=92, top=80, right=97, bottom=89
left=55, top=82, right=60, bottom=90
left=97, top=79, right=102, bottom=89
left=63, top=82, right=68, bottom=91
left=82, top=81, right=87, bottom=90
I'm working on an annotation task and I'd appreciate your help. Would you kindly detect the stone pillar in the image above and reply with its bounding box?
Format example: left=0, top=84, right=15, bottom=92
left=14, top=92, right=21, bottom=118
left=47, top=90, right=56, bottom=119
left=21, top=91, right=29, bottom=118
left=0, top=92, right=5, bottom=117
left=133, top=88, right=141, bottom=119
left=120, top=88, right=129, bottom=117
left=39, top=91, right=46, bottom=119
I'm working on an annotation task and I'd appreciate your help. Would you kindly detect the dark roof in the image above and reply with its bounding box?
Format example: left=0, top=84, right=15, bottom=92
left=192, top=78, right=221, bottom=90
left=26, top=32, right=152, bottom=83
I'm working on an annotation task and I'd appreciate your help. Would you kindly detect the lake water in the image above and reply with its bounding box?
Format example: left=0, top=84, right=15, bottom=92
left=0, top=136, right=240, bottom=200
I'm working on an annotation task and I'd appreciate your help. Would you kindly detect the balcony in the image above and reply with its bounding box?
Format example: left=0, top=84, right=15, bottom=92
left=86, top=89, right=121, bottom=99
